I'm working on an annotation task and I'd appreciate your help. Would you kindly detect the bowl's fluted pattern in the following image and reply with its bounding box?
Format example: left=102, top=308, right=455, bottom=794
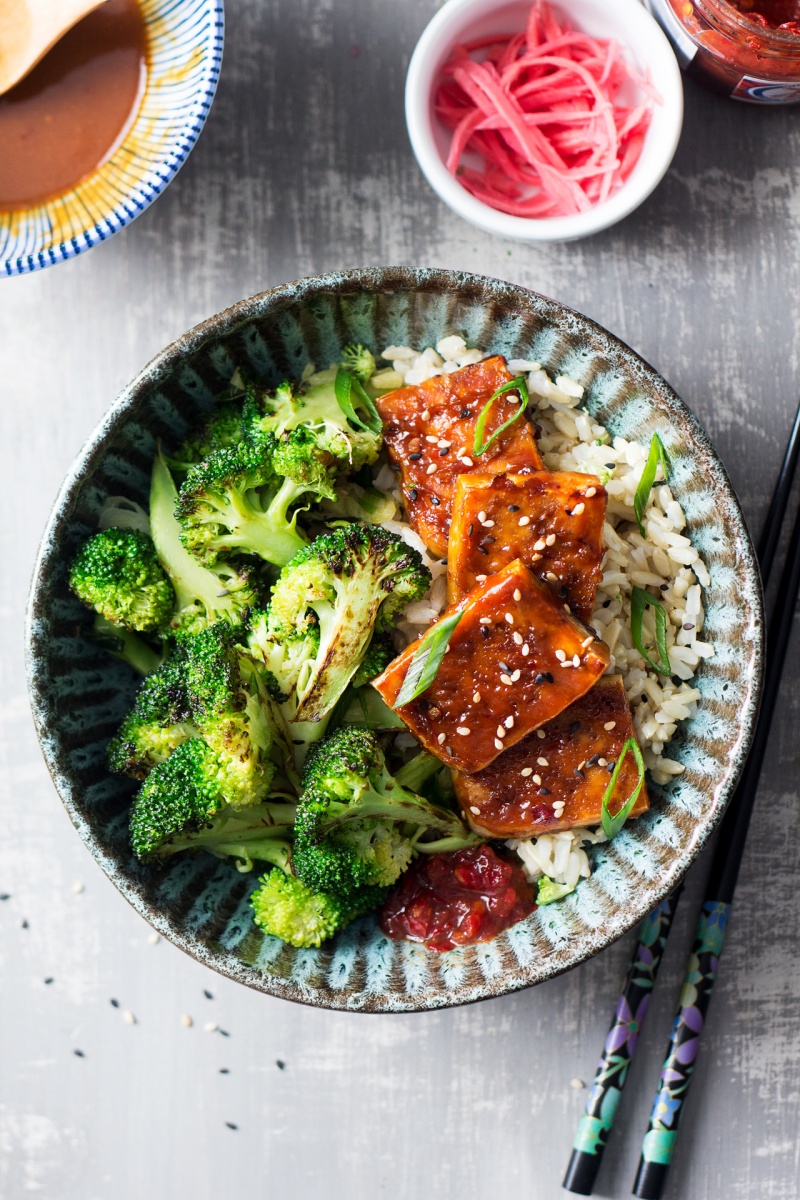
left=25, top=269, right=763, bottom=1011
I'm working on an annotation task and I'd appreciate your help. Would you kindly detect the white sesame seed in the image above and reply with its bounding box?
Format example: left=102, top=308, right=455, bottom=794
left=71, top=882, right=85, bottom=895
left=537, top=757, right=549, bottom=767
left=496, top=725, right=506, bottom=739
left=437, top=733, right=446, bottom=745
left=581, top=636, right=594, bottom=648
left=204, top=1021, right=219, bottom=1033
left=456, top=726, right=471, bottom=736
left=546, top=571, right=558, bottom=582
left=546, top=534, right=556, bottom=547
left=477, top=511, right=487, bottom=523
left=504, top=716, right=514, bottom=729
left=181, top=1014, right=193, bottom=1028
left=500, top=674, right=513, bottom=686
left=511, top=670, right=521, bottom=682
left=518, top=516, right=531, bottom=526
left=571, top=1078, right=585, bottom=1090
left=513, top=589, right=522, bottom=601
left=564, top=604, right=571, bottom=614
left=421, top=409, right=431, bottom=421
left=470, top=806, right=481, bottom=815
left=598, top=758, right=608, bottom=767
left=482, top=519, right=495, bottom=528
left=521, top=644, right=530, bottom=656
left=604, top=721, right=617, bottom=731
left=460, top=456, right=473, bottom=467
left=494, top=738, right=505, bottom=750
left=426, top=463, right=437, bottom=475
left=425, top=435, right=438, bottom=443
left=513, top=632, right=523, bottom=645
left=479, top=616, right=492, bottom=625
left=572, top=502, right=586, bottom=516
left=475, top=574, right=487, bottom=582
left=573, top=654, right=580, bottom=667
left=533, top=774, right=542, bottom=785
left=505, top=612, right=514, bottom=625
left=585, top=487, right=597, bottom=498
left=533, top=539, right=547, bottom=552
left=437, top=439, right=451, bottom=449
left=122, top=1010, right=136, bottom=1025
left=531, top=552, right=542, bottom=563
left=147, top=932, right=161, bottom=945
left=555, top=650, right=566, bottom=662
left=521, top=768, right=533, bottom=777
left=473, top=691, right=481, bottom=703
left=560, top=661, right=572, bottom=668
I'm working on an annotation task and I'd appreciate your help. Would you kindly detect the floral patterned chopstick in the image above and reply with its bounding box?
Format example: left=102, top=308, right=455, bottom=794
left=564, top=398, right=800, bottom=1198
left=562, top=888, right=683, bottom=1196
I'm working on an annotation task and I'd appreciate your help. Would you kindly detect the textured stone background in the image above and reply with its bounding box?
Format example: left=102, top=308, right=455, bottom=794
left=1, top=2, right=798, bottom=1196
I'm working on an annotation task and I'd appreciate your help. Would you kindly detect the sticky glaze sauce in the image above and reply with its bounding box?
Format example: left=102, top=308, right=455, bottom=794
left=0, top=0, right=147, bottom=211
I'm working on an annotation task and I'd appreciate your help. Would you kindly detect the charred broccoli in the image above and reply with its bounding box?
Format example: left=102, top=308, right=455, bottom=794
left=69, top=528, right=174, bottom=632
left=250, top=851, right=384, bottom=949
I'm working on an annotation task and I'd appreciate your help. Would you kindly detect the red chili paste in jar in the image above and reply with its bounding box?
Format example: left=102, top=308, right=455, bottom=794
left=380, top=845, right=536, bottom=953
left=648, top=0, right=800, bottom=101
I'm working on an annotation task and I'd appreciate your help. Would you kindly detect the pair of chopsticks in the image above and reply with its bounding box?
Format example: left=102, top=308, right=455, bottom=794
left=563, top=400, right=800, bottom=1199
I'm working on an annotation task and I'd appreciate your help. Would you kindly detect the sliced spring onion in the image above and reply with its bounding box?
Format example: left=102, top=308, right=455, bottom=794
left=630, top=586, right=672, bottom=676
left=601, top=737, right=646, bottom=840
left=633, top=433, right=670, bottom=537
left=334, top=368, right=383, bottom=435
left=473, top=376, right=528, bottom=456
left=393, top=611, right=463, bottom=708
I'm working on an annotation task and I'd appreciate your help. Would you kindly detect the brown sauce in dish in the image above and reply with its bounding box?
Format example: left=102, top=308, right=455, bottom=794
left=0, top=0, right=147, bottom=211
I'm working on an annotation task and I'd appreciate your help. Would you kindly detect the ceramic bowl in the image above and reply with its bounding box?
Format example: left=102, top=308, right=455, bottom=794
left=1, top=0, right=223, bottom=278
left=405, top=0, right=684, bottom=243
left=25, top=268, right=763, bottom=1011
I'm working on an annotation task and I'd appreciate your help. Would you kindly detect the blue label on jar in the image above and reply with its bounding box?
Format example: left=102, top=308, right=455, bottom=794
left=732, top=76, right=800, bottom=103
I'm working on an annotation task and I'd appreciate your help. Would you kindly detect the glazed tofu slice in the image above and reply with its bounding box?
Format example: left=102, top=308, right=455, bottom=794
left=452, top=676, right=648, bottom=836
left=447, top=470, right=607, bottom=620
left=371, top=559, right=610, bottom=775
left=375, top=357, right=544, bottom=557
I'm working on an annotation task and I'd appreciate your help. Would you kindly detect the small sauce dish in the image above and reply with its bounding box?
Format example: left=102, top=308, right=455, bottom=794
left=405, top=0, right=684, bottom=242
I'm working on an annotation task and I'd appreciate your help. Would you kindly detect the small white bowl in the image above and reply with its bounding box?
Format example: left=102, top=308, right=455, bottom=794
left=405, top=0, right=684, bottom=242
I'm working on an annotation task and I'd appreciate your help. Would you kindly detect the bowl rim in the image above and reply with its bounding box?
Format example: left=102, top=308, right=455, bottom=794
left=1, top=0, right=224, bottom=279
left=405, top=0, right=685, bottom=243
left=25, top=266, right=764, bottom=1011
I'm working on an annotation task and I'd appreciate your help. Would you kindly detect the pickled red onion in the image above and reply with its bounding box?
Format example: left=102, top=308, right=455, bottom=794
left=434, top=0, right=660, bottom=219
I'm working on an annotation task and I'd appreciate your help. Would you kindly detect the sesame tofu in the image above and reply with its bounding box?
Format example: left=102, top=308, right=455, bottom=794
left=374, top=357, right=544, bottom=557
left=447, top=470, right=607, bottom=620
left=452, top=676, right=649, bottom=836
left=371, top=559, right=610, bottom=774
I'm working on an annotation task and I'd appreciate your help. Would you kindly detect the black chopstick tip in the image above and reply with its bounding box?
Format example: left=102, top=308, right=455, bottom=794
left=633, top=1157, right=669, bottom=1199
left=562, top=1149, right=598, bottom=1195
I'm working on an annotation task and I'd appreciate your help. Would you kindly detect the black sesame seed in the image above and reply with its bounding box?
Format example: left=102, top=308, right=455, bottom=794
left=419, top=698, right=430, bottom=711
left=605, top=462, right=615, bottom=470
left=409, top=488, right=418, bottom=501
left=569, top=721, right=581, bottom=733
left=276, top=1060, right=286, bottom=1070
left=587, top=754, right=601, bottom=766
left=468, top=524, right=474, bottom=536
left=219, top=1068, right=230, bottom=1075
left=560, top=585, right=568, bottom=599
left=538, top=787, right=552, bottom=796
left=671, top=675, right=682, bottom=688
left=409, top=452, right=422, bottom=461
left=660, top=583, right=669, bottom=591
left=481, top=626, right=490, bottom=638
left=44, top=977, right=54, bottom=985
left=219, top=1029, right=230, bottom=1037
left=534, top=673, right=549, bottom=685
left=683, top=622, right=694, bottom=631
left=508, top=504, right=520, bottom=512
left=602, top=599, right=611, bottom=608
left=641, top=694, right=647, bottom=704
left=574, top=768, right=585, bottom=779
left=544, top=672, right=554, bottom=683
left=606, top=761, right=616, bottom=773
left=0, top=893, right=10, bottom=901
left=481, top=536, right=496, bottom=545
left=390, top=463, right=401, bottom=471
left=204, top=989, right=214, bottom=1000
left=21, top=919, right=28, bottom=929
left=225, top=1122, right=239, bottom=1131
left=439, top=447, right=450, bottom=456
left=431, top=496, right=441, bottom=506
left=73, top=1049, right=85, bottom=1058
left=477, top=545, right=489, bottom=555
left=110, top=998, right=119, bottom=1008
left=460, top=408, right=471, bottom=419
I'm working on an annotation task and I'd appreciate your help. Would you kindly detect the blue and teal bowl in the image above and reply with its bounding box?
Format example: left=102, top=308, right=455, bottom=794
left=1, top=0, right=223, bottom=278
left=25, top=268, right=763, bottom=1011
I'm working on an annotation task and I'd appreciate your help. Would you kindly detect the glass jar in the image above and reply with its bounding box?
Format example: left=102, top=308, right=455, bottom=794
left=646, top=0, right=800, bottom=102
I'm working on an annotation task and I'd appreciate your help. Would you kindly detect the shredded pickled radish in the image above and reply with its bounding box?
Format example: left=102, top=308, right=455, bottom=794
left=434, top=1, right=660, bottom=219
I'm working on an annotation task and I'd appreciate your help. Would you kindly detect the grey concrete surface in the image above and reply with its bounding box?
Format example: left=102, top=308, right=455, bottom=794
left=1, top=2, right=799, bottom=1197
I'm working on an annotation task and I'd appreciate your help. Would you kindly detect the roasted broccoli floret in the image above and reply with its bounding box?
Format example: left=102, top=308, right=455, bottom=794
left=107, top=644, right=194, bottom=777
left=243, top=373, right=382, bottom=472
left=174, top=434, right=331, bottom=568
left=250, top=861, right=383, bottom=949
left=339, top=343, right=376, bottom=385
left=141, top=798, right=297, bottom=871
left=249, top=524, right=430, bottom=725
left=129, top=737, right=228, bottom=860
left=69, top=528, right=175, bottom=632
left=292, top=728, right=479, bottom=903
left=150, top=450, right=260, bottom=634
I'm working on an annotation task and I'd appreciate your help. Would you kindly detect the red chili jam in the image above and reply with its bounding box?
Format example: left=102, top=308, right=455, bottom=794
left=380, top=845, right=536, bottom=953
left=648, top=0, right=800, bottom=102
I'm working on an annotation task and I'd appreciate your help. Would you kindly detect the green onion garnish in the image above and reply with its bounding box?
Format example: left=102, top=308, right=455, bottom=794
left=473, top=376, right=528, bottom=456
left=633, top=433, right=670, bottom=537
left=334, top=368, right=383, bottom=435
left=600, top=737, right=646, bottom=840
left=630, top=585, right=672, bottom=676
left=393, top=611, right=463, bottom=708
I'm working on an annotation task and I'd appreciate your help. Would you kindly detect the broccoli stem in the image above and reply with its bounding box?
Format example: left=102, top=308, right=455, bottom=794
left=394, top=750, right=443, bottom=792
left=165, top=805, right=296, bottom=872
left=323, top=786, right=473, bottom=843
left=90, top=615, right=163, bottom=675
